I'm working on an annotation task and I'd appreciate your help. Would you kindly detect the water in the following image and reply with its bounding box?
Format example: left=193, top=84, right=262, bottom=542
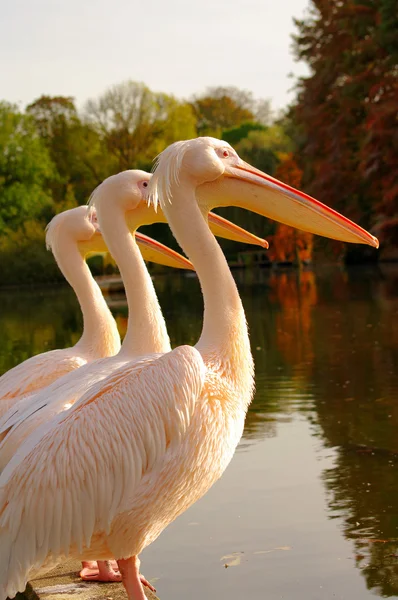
left=1, top=264, right=397, bottom=599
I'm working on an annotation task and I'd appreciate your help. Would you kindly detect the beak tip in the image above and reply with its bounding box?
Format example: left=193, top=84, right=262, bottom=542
left=262, top=240, right=269, bottom=249
left=373, top=236, right=380, bottom=249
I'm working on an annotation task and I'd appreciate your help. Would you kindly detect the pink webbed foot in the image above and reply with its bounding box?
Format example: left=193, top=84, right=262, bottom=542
left=80, top=560, right=122, bottom=582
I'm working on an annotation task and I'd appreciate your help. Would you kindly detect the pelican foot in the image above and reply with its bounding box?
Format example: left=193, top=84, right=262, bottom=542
left=80, top=560, right=122, bottom=582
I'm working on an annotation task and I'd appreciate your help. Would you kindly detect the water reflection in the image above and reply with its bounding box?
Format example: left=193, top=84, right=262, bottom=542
left=0, top=264, right=397, bottom=597
left=309, top=266, right=398, bottom=596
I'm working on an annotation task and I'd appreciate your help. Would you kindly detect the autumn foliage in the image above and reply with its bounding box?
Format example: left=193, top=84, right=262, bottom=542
left=292, top=0, right=398, bottom=259
left=267, top=154, right=314, bottom=264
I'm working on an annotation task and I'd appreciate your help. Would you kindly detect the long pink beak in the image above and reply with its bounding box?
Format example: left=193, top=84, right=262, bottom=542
left=135, top=232, right=194, bottom=270
left=221, top=161, right=378, bottom=248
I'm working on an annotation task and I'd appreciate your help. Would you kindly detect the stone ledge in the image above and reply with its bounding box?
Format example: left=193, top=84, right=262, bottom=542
left=19, top=561, right=159, bottom=600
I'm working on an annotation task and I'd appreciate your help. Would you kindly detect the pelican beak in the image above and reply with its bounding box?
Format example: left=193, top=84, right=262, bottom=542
left=208, top=212, right=268, bottom=248
left=78, top=231, right=108, bottom=256
left=125, top=204, right=268, bottom=248
left=135, top=232, right=194, bottom=270
left=210, top=160, right=379, bottom=248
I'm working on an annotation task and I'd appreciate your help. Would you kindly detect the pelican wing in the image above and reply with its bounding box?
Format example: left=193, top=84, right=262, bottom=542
left=0, top=345, right=205, bottom=599
left=0, top=356, right=122, bottom=471
left=0, top=350, right=86, bottom=417
left=0, top=354, right=162, bottom=473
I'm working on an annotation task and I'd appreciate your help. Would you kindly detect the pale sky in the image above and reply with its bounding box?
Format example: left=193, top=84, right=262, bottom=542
left=1, top=0, right=310, bottom=113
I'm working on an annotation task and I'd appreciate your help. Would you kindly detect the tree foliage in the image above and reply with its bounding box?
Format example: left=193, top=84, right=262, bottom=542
left=2, top=54, right=396, bottom=285
left=292, top=0, right=398, bottom=239
left=0, top=102, right=54, bottom=234
left=269, top=154, right=314, bottom=264
left=85, top=81, right=197, bottom=171
left=191, top=86, right=272, bottom=137
left=236, top=126, right=293, bottom=173
left=27, top=95, right=111, bottom=208
left=2, top=82, right=278, bottom=283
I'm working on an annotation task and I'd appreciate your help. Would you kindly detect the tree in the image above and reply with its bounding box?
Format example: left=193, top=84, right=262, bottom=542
left=235, top=126, right=293, bottom=173
left=192, top=86, right=273, bottom=137
left=269, top=154, right=313, bottom=264
left=222, top=122, right=266, bottom=146
left=27, top=95, right=111, bottom=208
left=192, top=86, right=274, bottom=137
left=84, top=81, right=197, bottom=171
left=0, top=102, right=54, bottom=234
left=192, top=88, right=254, bottom=137
left=292, top=0, right=398, bottom=244
left=26, top=96, right=77, bottom=138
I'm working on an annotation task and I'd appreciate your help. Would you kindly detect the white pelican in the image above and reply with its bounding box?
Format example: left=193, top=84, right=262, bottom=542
left=0, top=141, right=377, bottom=600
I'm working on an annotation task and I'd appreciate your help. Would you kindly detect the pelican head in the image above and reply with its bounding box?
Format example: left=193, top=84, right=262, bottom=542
left=149, top=137, right=379, bottom=248
left=88, top=170, right=153, bottom=225
left=45, top=205, right=97, bottom=252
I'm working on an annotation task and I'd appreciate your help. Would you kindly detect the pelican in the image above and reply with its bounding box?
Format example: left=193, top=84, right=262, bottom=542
left=0, top=140, right=378, bottom=600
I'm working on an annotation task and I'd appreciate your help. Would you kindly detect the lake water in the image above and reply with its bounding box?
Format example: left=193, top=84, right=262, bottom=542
left=0, top=264, right=397, bottom=599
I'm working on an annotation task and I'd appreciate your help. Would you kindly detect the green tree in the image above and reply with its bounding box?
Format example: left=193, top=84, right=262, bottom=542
left=27, top=95, right=111, bottom=208
left=0, top=102, right=54, bottom=234
left=222, top=122, right=266, bottom=146
left=84, top=81, right=197, bottom=171
left=236, top=126, right=293, bottom=173
left=192, top=86, right=273, bottom=137
left=192, top=89, right=254, bottom=137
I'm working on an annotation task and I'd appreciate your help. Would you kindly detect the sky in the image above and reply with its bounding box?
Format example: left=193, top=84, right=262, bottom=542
left=1, top=0, right=310, bottom=113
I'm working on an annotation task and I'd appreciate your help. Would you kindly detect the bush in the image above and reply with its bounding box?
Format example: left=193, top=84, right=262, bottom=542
left=0, top=220, right=63, bottom=285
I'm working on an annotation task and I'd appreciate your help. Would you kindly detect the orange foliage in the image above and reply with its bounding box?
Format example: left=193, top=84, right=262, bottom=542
left=268, top=154, right=314, bottom=264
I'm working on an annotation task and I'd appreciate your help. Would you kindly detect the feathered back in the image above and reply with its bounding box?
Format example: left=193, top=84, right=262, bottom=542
left=148, top=140, right=192, bottom=211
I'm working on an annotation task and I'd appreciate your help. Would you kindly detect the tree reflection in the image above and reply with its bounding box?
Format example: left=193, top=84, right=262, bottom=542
left=0, top=287, right=81, bottom=373
left=269, top=265, right=398, bottom=597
